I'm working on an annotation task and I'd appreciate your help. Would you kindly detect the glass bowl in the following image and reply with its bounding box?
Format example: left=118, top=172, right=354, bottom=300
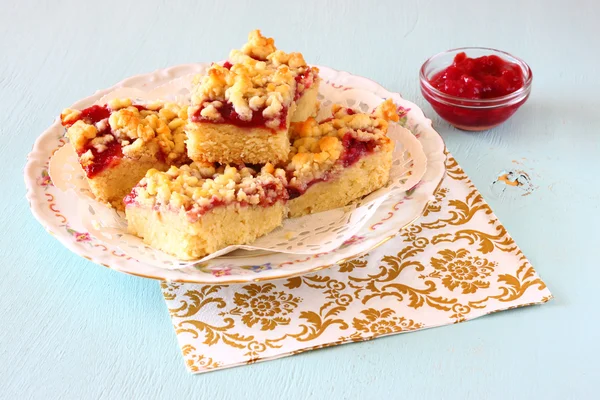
left=420, top=47, right=532, bottom=131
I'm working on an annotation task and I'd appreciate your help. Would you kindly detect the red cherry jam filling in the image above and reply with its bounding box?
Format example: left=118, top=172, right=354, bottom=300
left=191, top=103, right=288, bottom=130
left=62, top=103, right=166, bottom=178
left=61, top=105, right=117, bottom=178
left=429, top=52, right=524, bottom=100
left=287, top=179, right=325, bottom=200
left=184, top=182, right=288, bottom=222
left=286, top=132, right=378, bottom=198
left=63, top=104, right=152, bottom=128
left=123, top=185, right=141, bottom=206
left=82, top=140, right=123, bottom=178
left=79, top=117, right=122, bottom=178
left=127, top=180, right=288, bottom=220
left=294, top=70, right=315, bottom=100
left=340, top=133, right=377, bottom=167
left=62, top=105, right=111, bottom=128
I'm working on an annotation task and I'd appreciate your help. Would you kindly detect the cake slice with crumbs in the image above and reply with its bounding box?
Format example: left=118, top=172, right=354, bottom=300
left=285, top=99, right=399, bottom=218
left=60, top=98, right=189, bottom=210
left=186, top=30, right=320, bottom=165
left=124, top=163, right=289, bottom=260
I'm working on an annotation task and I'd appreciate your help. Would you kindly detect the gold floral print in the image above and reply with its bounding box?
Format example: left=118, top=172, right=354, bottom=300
left=446, top=155, right=468, bottom=181
left=352, top=308, right=423, bottom=336
left=426, top=249, right=496, bottom=294
left=349, top=245, right=457, bottom=311
left=469, top=263, right=548, bottom=306
left=432, top=224, right=517, bottom=254
left=244, top=341, right=268, bottom=362
left=422, top=189, right=492, bottom=230
left=337, top=257, right=368, bottom=273
left=401, top=224, right=423, bottom=242
left=230, top=284, right=301, bottom=331
left=181, top=345, right=221, bottom=372
left=160, top=281, right=182, bottom=301
left=159, top=153, right=551, bottom=374
left=449, top=303, right=472, bottom=323
left=423, top=187, right=449, bottom=217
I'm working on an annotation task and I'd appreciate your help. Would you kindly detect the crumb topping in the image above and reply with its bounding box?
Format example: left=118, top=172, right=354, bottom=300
left=190, top=30, right=319, bottom=124
left=129, top=162, right=288, bottom=218
left=240, top=29, right=276, bottom=60
left=61, top=99, right=188, bottom=164
left=286, top=99, right=398, bottom=187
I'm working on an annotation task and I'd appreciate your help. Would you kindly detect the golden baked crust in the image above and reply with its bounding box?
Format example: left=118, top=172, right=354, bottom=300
left=127, top=162, right=288, bottom=221
left=190, top=30, right=319, bottom=124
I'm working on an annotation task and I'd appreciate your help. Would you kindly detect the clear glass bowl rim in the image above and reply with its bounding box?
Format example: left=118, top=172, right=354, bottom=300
left=420, top=47, right=533, bottom=108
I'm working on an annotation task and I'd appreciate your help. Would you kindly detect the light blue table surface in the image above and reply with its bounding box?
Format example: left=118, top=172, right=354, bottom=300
left=3, top=0, right=599, bottom=398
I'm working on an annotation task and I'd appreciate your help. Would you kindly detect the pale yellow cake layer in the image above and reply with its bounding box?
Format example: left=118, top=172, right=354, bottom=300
left=186, top=104, right=296, bottom=165
left=186, top=123, right=291, bottom=165
left=88, top=158, right=169, bottom=211
left=126, top=202, right=286, bottom=260
left=287, top=148, right=393, bottom=218
left=291, top=82, right=320, bottom=123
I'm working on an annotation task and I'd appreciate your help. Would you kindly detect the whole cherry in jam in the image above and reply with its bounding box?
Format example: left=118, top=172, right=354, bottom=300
left=429, top=52, right=524, bottom=99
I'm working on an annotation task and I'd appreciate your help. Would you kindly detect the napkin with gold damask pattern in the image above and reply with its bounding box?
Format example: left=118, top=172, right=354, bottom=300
left=160, top=154, right=552, bottom=373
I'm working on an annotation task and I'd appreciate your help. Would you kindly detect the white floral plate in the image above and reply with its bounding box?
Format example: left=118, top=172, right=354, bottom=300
left=24, top=64, right=446, bottom=283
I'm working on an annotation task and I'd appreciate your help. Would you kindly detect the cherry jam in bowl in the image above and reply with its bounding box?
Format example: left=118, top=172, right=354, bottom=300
left=420, top=47, right=532, bottom=131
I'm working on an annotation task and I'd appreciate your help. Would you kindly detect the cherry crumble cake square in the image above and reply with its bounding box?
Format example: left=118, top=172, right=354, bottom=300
left=124, top=163, right=288, bottom=259
left=285, top=99, right=399, bottom=217
left=60, top=98, right=188, bottom=210
left=186, top=30, right=320, bottom=165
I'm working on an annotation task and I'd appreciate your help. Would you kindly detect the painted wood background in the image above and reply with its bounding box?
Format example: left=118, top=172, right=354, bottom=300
left=3, top=0, right=598, bottom=398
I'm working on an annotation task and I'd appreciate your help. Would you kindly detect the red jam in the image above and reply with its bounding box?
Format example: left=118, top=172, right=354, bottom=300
left=286, top=133, right=378, bottom=198
left=82, top=140, right=123, bottom=178
left=184, top=182, right=288, bottom=221
left=429, top=52, right=524, bottom=99
left=287, top=178, right=325, bottom=200
left=61, top=104, right=122, bottom=178
left=422, top=51, right=530, bottom=131
left=191, top=103, right=288, bottom=131
left=79, top=119, right=123, bottom=178
left=340, top=133, right=377, bottom=167
left=123, top=186, right=140, bottom=206
left=294, top=70, right=315, bottom=100
left=80, top=105, right=111, bottom=124
left=62, top=104, right=151, bottom=129
left=259, top=182, right=289, bottom=206
left=63, top=103, right=167, bottom=178
left=61, top=105, right=111, bottom=128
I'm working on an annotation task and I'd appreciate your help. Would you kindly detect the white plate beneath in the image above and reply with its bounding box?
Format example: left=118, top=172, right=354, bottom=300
left=24, top=64, right=446, bottom=283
